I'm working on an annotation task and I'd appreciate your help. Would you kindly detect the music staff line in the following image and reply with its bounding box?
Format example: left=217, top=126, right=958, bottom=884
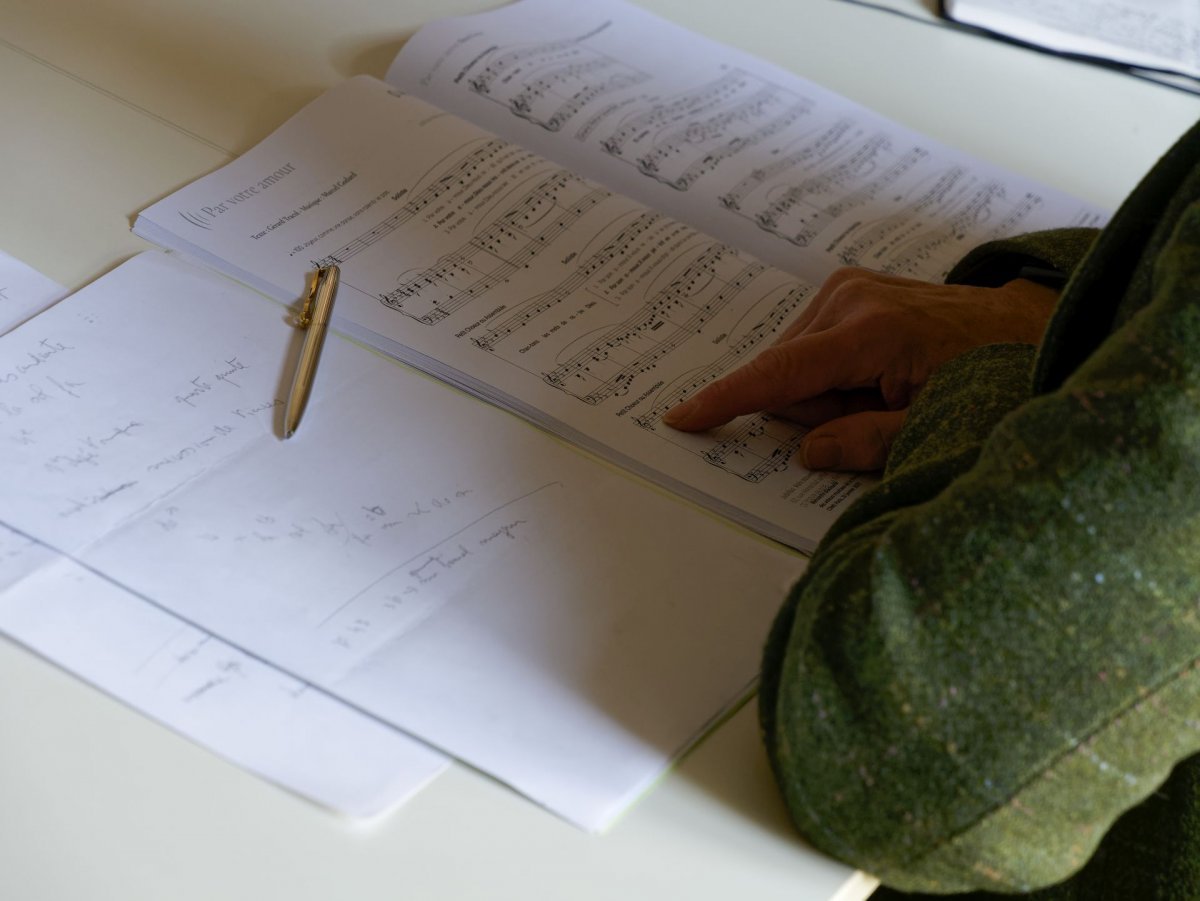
left=311, top=139, right=533, bottom=269
left=467, top=33, right=651, bottom=134
left=542, top=246, right=762, bottom=404
left=380, top=171, right=611, bottom=324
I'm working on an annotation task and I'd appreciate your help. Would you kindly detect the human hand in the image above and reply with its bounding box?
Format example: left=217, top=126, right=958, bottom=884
left=662, top=268, right=1059, bottom=471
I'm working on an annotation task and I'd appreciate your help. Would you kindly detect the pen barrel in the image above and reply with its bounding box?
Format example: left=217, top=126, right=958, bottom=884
left=309, top=265, right=340, bottom=325
left=284, top=266, right=340, bottom=437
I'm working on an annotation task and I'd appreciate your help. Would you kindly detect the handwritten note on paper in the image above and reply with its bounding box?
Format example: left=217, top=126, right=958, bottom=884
left=0, top=250, right=65, bottom=335
left=0, top=253, right=448, bottom=817
left=0, top=251, right=802, bottom=830
left=0, top=548, right=448, bottom=816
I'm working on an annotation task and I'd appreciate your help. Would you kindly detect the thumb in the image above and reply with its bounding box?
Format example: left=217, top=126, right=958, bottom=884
left=800, top=409, right=909, bottom=472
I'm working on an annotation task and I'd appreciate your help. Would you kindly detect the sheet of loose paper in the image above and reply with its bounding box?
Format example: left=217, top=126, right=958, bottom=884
left=0, top=251, right=801, bottom=830
left=0, top=251, right=448, bottom=818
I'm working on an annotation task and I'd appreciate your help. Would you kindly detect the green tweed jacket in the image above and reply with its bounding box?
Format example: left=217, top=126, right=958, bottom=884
left=760, top=119, right=1200, bottom=899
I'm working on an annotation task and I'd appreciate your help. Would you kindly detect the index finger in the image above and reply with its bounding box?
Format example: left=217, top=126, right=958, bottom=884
left=662, top=327, right=875, bottom=431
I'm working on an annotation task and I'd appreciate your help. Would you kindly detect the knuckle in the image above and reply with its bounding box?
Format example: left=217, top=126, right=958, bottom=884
left=825, top=271, right=890, bottom=314
left=825, top=265, right=872, bottom=287
left=746, top=346, right=795, bottom=386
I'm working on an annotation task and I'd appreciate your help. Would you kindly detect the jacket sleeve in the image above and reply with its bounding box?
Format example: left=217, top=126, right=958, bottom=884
left=944, top=228, right=1099, bottom=289
left=758, top=217, right=1200, bottom=893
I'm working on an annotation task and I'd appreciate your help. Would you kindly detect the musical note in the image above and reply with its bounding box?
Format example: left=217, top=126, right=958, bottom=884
left=700, top=414, right=808, bottom=482
left=473, top=211, right=670, bottom=350
left=541, top=245, right=767, bottom=404
left=468, top=31, right=650, bottom=133
left=380, top=171, right=611, bottom=323
left=314, top=140, right=523, bottom=268
left=631, top=285, right=808, bottom=428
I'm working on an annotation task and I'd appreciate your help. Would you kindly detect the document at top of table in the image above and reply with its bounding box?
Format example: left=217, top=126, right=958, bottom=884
left=0, top=250, right=802, bottom=831
left=135, top=0, right=1106, bottom=553
left=942, top=0, right=1199, bottom=82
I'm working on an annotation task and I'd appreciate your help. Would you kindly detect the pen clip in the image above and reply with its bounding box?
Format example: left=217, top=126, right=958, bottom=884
left=295, top=267, right=331, bottom=330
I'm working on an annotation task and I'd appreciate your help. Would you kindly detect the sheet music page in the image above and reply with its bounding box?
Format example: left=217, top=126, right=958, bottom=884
left=386, top=0, right=1108, bottom=285
left=136, top=77, right=868, bottom=551
left=0, top=251, right=801, bottom=830
left=942, top=0, right=1199, bottom=79
left=0, top=253, right=447, bottom=818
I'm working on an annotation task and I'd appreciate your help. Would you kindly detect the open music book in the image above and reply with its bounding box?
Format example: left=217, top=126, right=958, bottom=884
left=134, top=0, right=1106, bottom=554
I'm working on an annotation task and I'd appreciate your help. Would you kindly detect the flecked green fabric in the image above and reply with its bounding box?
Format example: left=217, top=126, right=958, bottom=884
left=760, top=119, right=1200, bottom=896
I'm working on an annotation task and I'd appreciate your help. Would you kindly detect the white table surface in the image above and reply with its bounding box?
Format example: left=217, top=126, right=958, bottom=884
left=0, top=1, right=1195, bottom=899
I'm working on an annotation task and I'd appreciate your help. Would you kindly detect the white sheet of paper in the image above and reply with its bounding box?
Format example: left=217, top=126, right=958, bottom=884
left=0, top=550, right=448, bottom=817
left=0, top=252, right=447, bottom=818
left=0, top=249, right=65, bottom=333
left=0, top=251, right=801, bottom=830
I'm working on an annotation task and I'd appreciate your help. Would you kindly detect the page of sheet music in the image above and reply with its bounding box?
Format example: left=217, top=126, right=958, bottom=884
left=0, top=253, right=448, bottom=818
left=0, top=251, right=801, bottom=830
left=943, top=0, right=1198, bottom=79
left=386, top=0, right=1108, bottom=285
left=136, top=77, right=870, bottom=551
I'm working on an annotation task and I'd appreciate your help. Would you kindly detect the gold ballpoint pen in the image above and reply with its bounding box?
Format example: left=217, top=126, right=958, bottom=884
left=283, top=264, right=340, bottom=438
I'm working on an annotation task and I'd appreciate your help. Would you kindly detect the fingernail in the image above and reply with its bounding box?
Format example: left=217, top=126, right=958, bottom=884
left=662, top=400, right=697, bottom=427
left=801, top=435, right=842, bottom=470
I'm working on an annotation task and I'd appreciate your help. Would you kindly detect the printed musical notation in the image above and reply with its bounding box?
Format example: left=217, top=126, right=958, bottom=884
left=313, top=140, right=539, bottom=269
left=471, top=211, right=693, bottom=351
left=352, top=161, right=819, bottom=487
left=834, top=173, right=1044, bottom=276
left=700, top=414, right=807, bottom=482
left=330, top=132, right=825, bottom=489
left=423, top=15, right=1093, bottom=286
left=540, top=244, right=765, bottom=404
left=476, top=217, right=815, bottom=486
left=721, top=125, right=928, bottom=248
left=379, top=170, right=610, bottom=324
left=629, top=287, right=806, bottom=430
left=598, top=70, right=813, bottom=191
left=467, top=30, right=651, bottom=133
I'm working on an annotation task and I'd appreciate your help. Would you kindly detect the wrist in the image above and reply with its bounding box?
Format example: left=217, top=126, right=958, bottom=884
left=996, top=277, right=1061, bottom=345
